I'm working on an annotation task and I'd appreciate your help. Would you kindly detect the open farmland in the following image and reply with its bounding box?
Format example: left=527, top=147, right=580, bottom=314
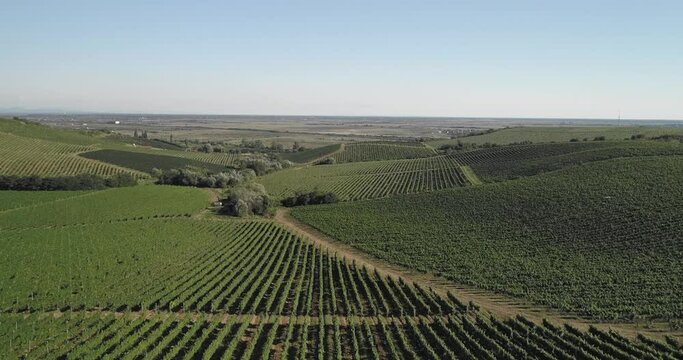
left=291, top=156, right=683, bottom=321
left=261, top=155, right=473, bottom=201
left=1, top=117, right=682, bottom=358
left=428, top=126, right=683, bottom=146
left=333, top=142, right=437, bottom=163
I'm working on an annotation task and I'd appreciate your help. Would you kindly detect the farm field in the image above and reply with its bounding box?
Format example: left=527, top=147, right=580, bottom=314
left=0, top=185, right=208, bottom=230
left=447, top=141, right=683, bottom=182
left=1, top=118, right=682, bottom=358
left=0, top=131, right=143, bottom=178
left=0, top=190, right=90, bottom=211
left=428, top=126, right=683, bottom=146
left=333, top=142, right=437, bottom=163
left=261, top=155, right=473, bottom=201
left=1, top=187, right=681, bottom=358
left=291, top=156, right=683, bottom=321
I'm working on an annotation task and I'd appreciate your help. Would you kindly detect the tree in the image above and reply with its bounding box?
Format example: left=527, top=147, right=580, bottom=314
left=133, top=129, right=139, bottom=138
left=219, top=183, right=272, bottom=217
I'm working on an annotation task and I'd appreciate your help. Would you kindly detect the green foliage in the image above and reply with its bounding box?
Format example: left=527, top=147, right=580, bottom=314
left=0, top=173, right=136, bottom=191
left=219, top=182, right=271, bottom=216
left=292, top=156, right=683, bottom=321
left=281, top=191, right=338, bottom=207
left=261, top=155, right=472, bottom=201
left=80, top=149, right=228, bottom=173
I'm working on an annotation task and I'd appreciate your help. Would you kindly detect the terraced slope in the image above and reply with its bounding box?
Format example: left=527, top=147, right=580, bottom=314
left=333, top=142, right=437, bottom=163
left=261, top=155, right=472, bottom=201
left=291, top=156, right=683, bottom=321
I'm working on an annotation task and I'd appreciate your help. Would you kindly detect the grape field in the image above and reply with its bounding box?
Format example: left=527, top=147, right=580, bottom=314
left=0, top=132, right=143, bottom=178
left=333, top=143, right=437, bottom=163
left=2, top=214, right=680, bottom=358
left=292, top=156, right=683, bottom=321
left=80, top=149, right=230, bottom=174
left=447, top=141, right=683, bottom=181
left=261, top=155, right=473, bottom=201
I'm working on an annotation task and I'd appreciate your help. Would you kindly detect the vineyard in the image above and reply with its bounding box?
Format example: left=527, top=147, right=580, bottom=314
left=1, top=211, right=681, bottom=358
left=0, top=185, right=209, bottom=230
left=333, top=143, right=437, bottom=163
left=1, top=118, right=682, bottom=357
left=261, top=155, right=473, bottom=201
left=447, top=141, right=683, bottom=182
left=279, top=143, right=342, bottom=163
left=80, top=149, right=230, bottom=174
left=291, top=156, right=683, bottom=321
left=0, top=132, right=143, bottom=178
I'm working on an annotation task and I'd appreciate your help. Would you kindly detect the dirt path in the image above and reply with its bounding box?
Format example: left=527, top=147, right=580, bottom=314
left=274, top=208, right=682, bottom=342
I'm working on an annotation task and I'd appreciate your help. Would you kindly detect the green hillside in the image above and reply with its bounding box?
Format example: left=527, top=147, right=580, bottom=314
left=291, top=156, right=683, bottom=321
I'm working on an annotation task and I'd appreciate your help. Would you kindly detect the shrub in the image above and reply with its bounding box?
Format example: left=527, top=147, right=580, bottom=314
left=315, top=157, right=336, bottom=165
left=153, top=168, right=253, bottom=188
left=219, top=183, right=272, bottom=217
left=281, top=191, right=338, bottom=207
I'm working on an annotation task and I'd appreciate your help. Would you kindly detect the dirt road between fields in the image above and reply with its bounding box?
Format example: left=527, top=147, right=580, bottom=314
left=274, top=208, right=682, bottom=342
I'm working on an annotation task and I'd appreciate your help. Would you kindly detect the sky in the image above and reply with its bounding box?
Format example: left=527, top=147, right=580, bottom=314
left=0, top=0, right=682, bottom=119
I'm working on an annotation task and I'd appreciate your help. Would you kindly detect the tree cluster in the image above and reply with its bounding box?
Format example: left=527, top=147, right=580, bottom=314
left=238, top=157, right=292, bottom=176
left=0, top=173, right=136, bottom=191
left=153, top=168, right=254, bottom=188
left=219, top=182, right=272, bottom=217
left=280, top=191, right=338, bottom=207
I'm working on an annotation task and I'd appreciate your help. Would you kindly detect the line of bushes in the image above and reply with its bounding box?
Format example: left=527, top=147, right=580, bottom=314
left=281, top=191, right=338, bottom=207
left=0, top=174, right=137, bottom=191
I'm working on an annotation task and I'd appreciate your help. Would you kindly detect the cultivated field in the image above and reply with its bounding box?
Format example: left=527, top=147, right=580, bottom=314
left=261, top=155, right=474, bottom=201
left=333, top=142, right=437, bottom=163
left=291, top=156, right=683, bottom=321
left=1, top=117, right=682, bottom=358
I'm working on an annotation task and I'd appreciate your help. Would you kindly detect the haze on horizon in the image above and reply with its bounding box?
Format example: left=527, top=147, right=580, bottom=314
left=1, top=0, right=682, bottom=120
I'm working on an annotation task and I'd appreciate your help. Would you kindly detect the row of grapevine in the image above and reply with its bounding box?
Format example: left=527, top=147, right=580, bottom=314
left=0, top=131, right=143, bottom=178
left=3, top=312, right=680, bottom=359
left=261, top=155, right=471, bottom=201
left=334, top=143, right=437, bottom=163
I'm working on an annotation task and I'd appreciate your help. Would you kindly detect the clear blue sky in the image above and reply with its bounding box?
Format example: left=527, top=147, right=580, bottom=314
left=1, top=0, right=681, bottom=119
